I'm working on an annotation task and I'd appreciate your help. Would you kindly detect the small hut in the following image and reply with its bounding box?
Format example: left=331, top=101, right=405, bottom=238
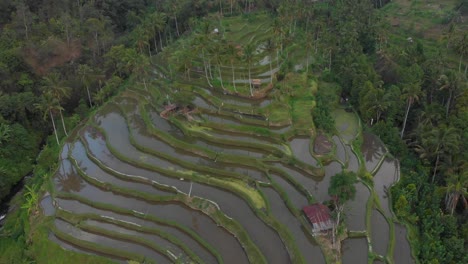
left=303, top=203, right=334, bottom=235
left=252, top=79, right=261, bottom=88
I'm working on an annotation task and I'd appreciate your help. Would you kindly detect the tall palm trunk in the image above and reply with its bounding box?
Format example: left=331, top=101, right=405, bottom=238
left=231, top=61, right=237, bottom=93
left=174, top=15, right=180, bottom=37
left=270, top=55, right=273, bottom=83
left=431, top=153, right=440, bottom=183
left=59, top=109, right=68, bottom=137
left=248, top=65, right=253, bottom=96
left=400, top=100, right=412, bottom=139
left=201, top=50, right=213, bottom=87
left=159, top=31, right=164, bottom=50
left=446, top=90, right=452, bottom=118
left=217, top=64, right=224, bottom=89
left=49, top=110, right=59, bottom=145
left=86, top=85, right=93, bottom=107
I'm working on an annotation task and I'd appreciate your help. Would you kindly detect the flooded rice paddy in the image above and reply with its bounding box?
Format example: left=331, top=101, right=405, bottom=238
left=44, top=74, right=412, bottom=263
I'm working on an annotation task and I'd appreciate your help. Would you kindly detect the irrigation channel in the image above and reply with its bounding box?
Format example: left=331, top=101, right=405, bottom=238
left=40, top=84, right=414, bottom=263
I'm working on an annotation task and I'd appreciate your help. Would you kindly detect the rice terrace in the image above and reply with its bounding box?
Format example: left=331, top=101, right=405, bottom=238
left=1, top=1, right=466, bottom=264
left=42, top=14, right=412, bottom=264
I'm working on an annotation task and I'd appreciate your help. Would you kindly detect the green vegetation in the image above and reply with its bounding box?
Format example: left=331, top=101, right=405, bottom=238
left=0, top=0, right=466, bottom=264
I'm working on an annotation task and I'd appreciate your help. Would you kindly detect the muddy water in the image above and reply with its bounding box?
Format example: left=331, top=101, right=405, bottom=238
left=373, top=158, right=398, bottom=217
left=54, top=199, right=219, bottom=264
left=71, top=141, right=170, bottom=196
left=289, top=137, right=318, bottom=167
left=262, top=187, right=324, bottom=264
left=362, top=132, right=387, bottom=173
left=342, top=238, right=368, bottom=264
left=84, top=220, right=189, bottom=261
left=346, top=183, right=370, bottom=231
left=394, top=224, right=413, bottom=264
left=189, top=182, right=290, bottom=264
left=54, top=219, right=168, bottom=262
left=371, top=210, right=389, bottom=256
left=269, top=173, right=308, bottom=209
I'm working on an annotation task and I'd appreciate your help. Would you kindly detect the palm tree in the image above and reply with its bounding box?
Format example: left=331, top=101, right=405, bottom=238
left=454, top=33, right=468, bottom=74
left=41, top=72, right=71, bottom=137
left=211, top=40, right=226, bottom=90
left=243, top=43, right=255, bottom=96
left=0, top=123, right=11, bottom=145
left=415, top=125, right=460, bottom=183
left=438, top=70, right=466, bottom=118
left=77, top=64, right=95, bottom=107
left=265, top=39, right=276, bottom=83
left=439, top=161, right=467, bottom=215
left=225, top=42, right=239, bottom=93
left=129, top=54, right=151, bottom=91
left=147, top=12, right=167, bottom=52
left=34, top=92, right=61, bottom=145
left=400, top=82, right=423, bottom=139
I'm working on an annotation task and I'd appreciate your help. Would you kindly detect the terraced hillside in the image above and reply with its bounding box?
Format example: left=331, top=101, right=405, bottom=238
left=40, top=15, right=414, bottom=264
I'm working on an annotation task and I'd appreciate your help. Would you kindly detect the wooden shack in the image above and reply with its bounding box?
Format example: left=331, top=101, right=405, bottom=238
left=303, top=203, right=334, bottom=235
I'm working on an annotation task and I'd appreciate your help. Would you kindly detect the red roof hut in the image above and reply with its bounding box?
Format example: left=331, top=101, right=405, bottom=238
left=303, top=203, right=334, bottom=235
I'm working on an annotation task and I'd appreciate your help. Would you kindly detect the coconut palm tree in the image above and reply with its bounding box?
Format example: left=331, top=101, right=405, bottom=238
left=415, top=125, right=460, bottom=183
left=438, top=70, right=466, bottom=118
left=454, top=33, right=468, bottom=74
left=400, top=81, right=423, bottom=139
left=439, top=160, right=467, bottom=215
left=265, top=39, right=276, bottom=83
left=34, top=92, right=61, bottom=145
left=77, top=64, right=95, bottom=107
left=225, top=42, right=239, bottom=93
left=41, top=72, right=71, bottom=137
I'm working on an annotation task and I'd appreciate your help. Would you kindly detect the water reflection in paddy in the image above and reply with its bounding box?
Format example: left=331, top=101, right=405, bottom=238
left=345, top=145, right=359, bottom=172
left=394, top=224, right=413, bottom=264
left=84, top=220, right=188, bottom=261
left=362, top=132, right=387, bottom=172
left=95, top=107, right=186, bottom=172
left=342, top=238, right=368, bottom=264
left=371, top=210, right=389, bottom=256
left=333, top=136, right=346, bottom=164
left=262, top=187, right=324, bottom=264
left=346, top=183, right=370, bottom=231
left=81, top=129, right=191, bottom=193
left=54, top=219, right=168, bottom=262
left=49, top=233, right=125, bottom=263
left=289, top=137, right=318, bottom=167
left=269, top=173, right=308, bottom=209
left=71, top=141, right=169, bottom=196
left=40, top=195, right=55, bottom=216
left=189, top=182, right=290, bottom=264
left=373, top=158, right=398, bottom=217
left=54, top=199, right=224, bottom=264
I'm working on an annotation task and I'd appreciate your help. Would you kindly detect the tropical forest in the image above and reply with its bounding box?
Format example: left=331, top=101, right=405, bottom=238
left=0, top=0, right=466, bottom=263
